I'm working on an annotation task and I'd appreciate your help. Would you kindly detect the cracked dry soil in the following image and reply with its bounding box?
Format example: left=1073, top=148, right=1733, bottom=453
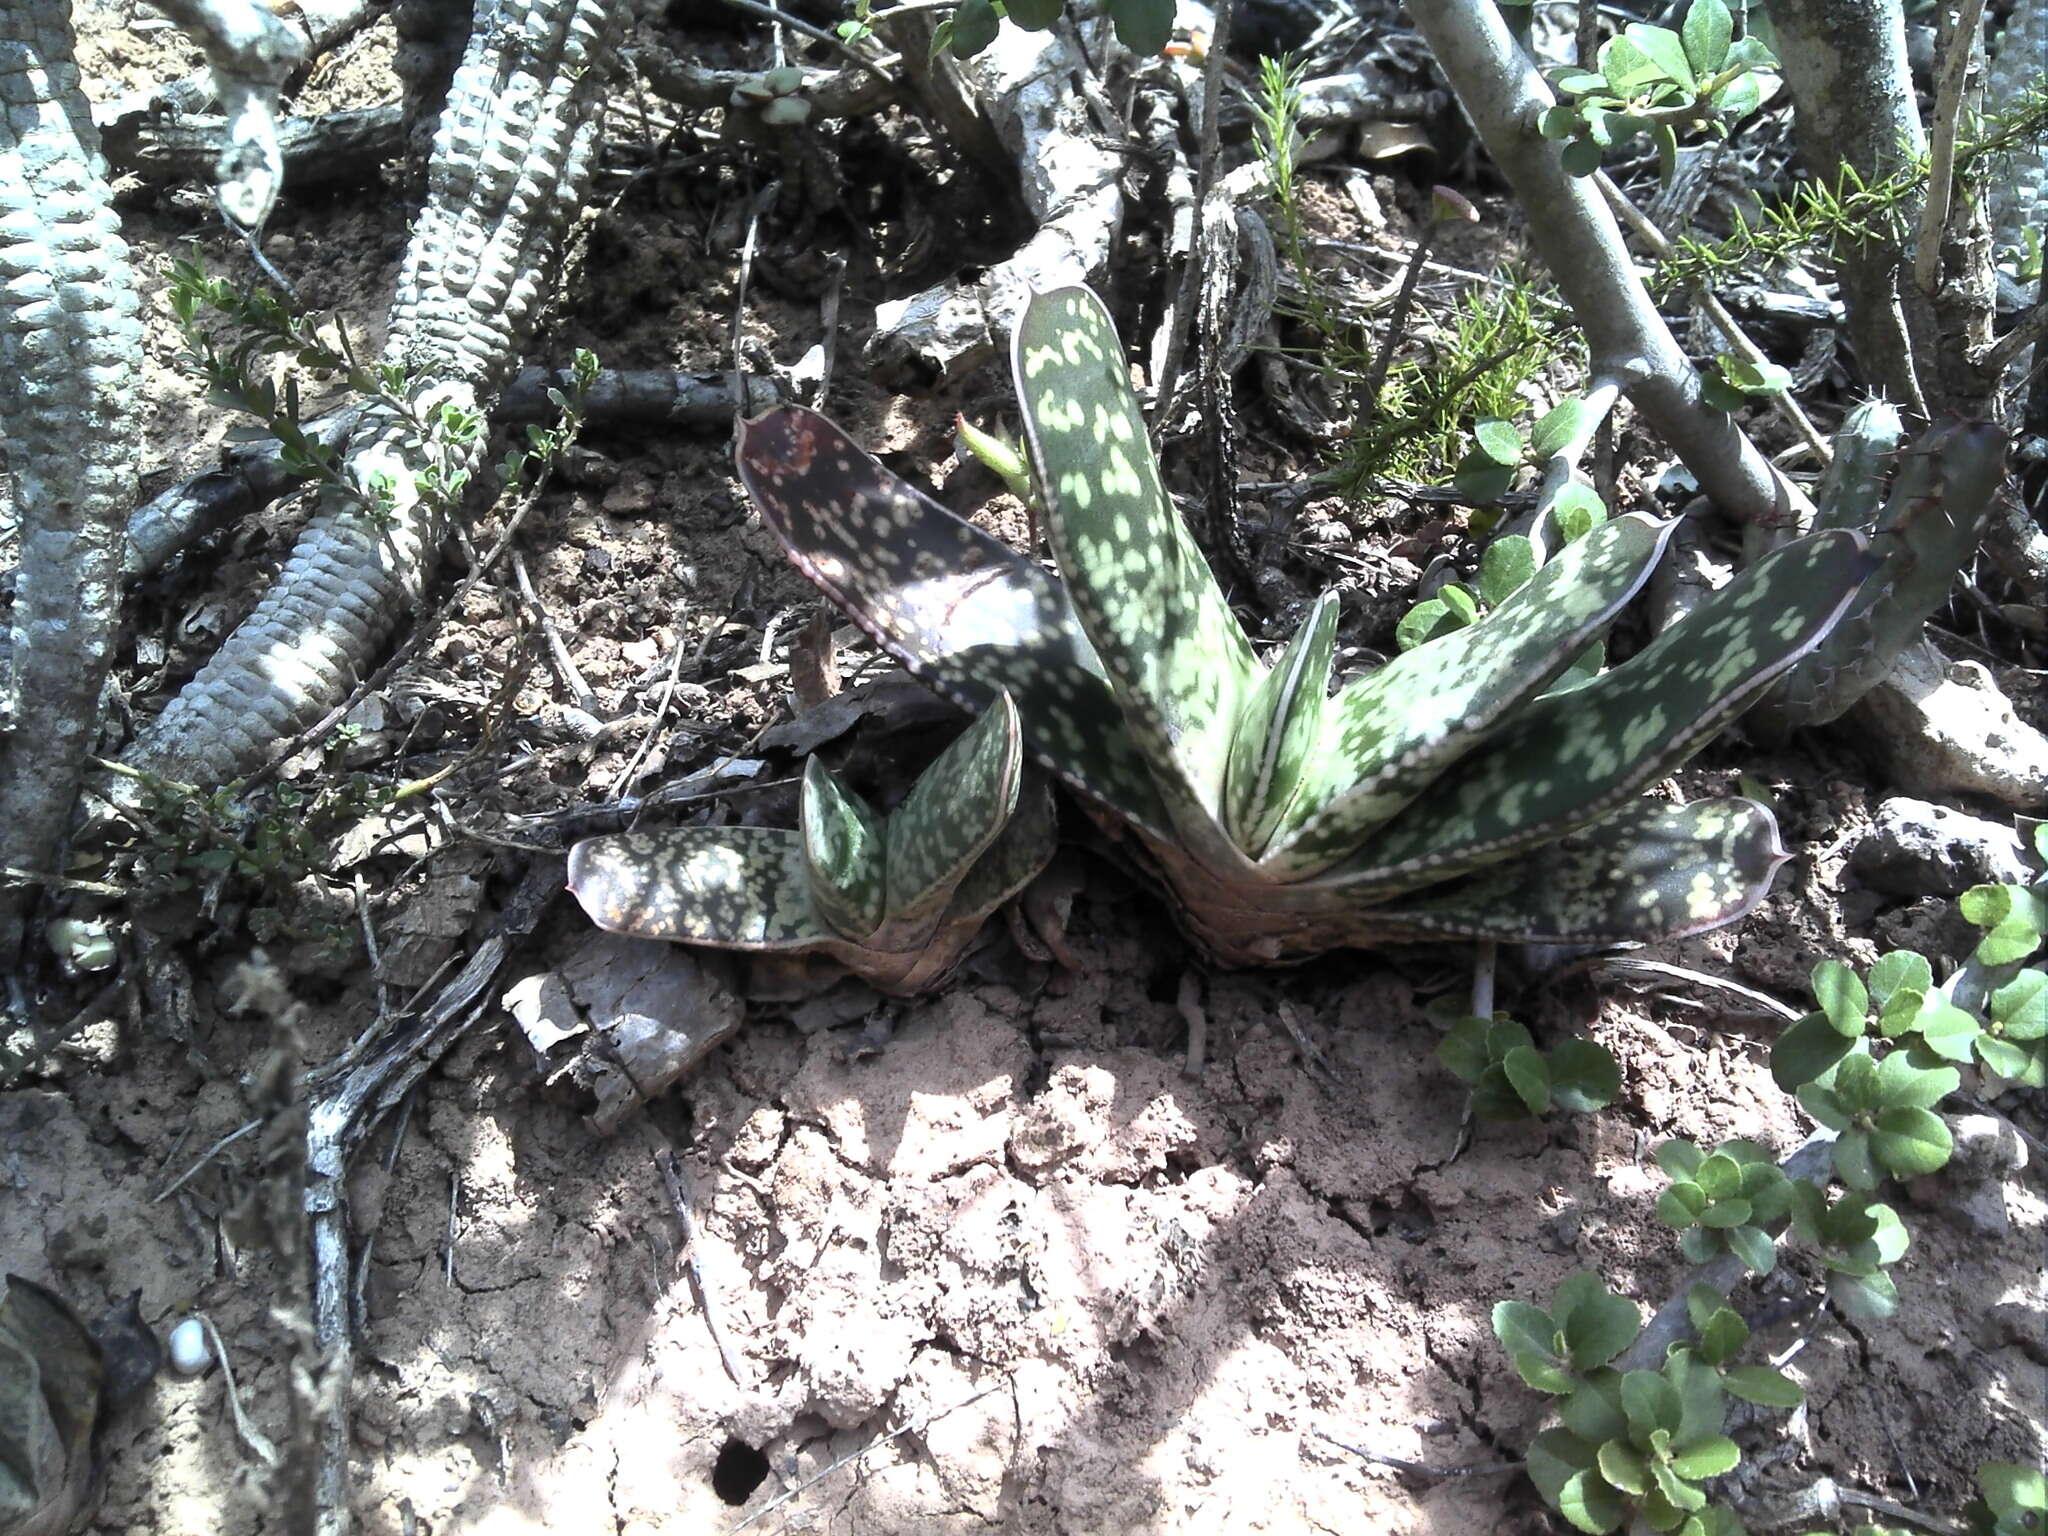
left=4, top=3, right=2044, bottom=1533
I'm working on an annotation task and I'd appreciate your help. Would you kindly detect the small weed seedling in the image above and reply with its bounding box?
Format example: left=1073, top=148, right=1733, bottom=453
left=1528, top=0, right=1779, bottom=183
left=1432, top=1005, right=1620, bottom=1121
left=1495, top=1272, right=1803, bottom=1535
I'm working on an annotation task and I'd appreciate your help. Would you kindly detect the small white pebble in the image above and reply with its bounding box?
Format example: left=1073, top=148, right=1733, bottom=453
left=167, top=1318, right=211, bottom=1377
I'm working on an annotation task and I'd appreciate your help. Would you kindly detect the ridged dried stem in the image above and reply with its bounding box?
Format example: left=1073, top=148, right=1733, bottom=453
left=0, top=7, right=145, bottom=962
left=120, top=0, right=629, bottom=793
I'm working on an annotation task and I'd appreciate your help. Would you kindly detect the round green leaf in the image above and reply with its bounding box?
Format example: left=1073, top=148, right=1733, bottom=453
left=1397, top=598, right=1464, bottom=653
left=1479, top=535, right=1540, bottom=607
left=1552, top=68, right=1609, bottom=97
left=1549, top=1038, right=1622, bottom=1113
left=1959, top=883, right=2015, bottom=927
left=1472, top=1065, right=1532, bottom=1121
left=1548, top=482, right=1608, bottom=543
left=1979, top=916, right=2045, bottom=966
left=1795, top=1080, right=1851, bottom=1132
left=1725, top=1223, right=1776, bottom=1276
left=1829, top=1269, right=1898, bottom=1324
left=1560, top=136, right=1606, bottom=177
left=1977, top=1034, right=2041, bottom=1082
left=1563, top=1290, right=1642, bottom=1372
left=1654, top=1138, right=1705, bottom=1180
left=1599, top=32, right=1665, bottom=93
left=1811, top=959, right=1868, bottom=1035
left=1700, top=372, right=1749, bottom=413
left=1623, top=1370, right=1680, bottom=1437
left=1832, top=1051, right=1879, bottom=1113
left=1513, top=1348, right=1581, bottom=1395
left=1693, top=1152, right=1742, bottom=1200
left=1656, top=1182, right=1707, bottom=1229
left=1624, top=21, right=1697, bottom=89
left=1869, top=1106, right=1952, bottom=1176
left=1875, top=985, right=1928, bottom=1039
left=1670, top=1435, right=1740, bottom=1481
left=1532, top=397, right=1594, bottom=460
left=1874, top=1051, right=1959, bottom=1109
left=1991, top=969, right=2048, bottom=1039
left=1559, top=1468, right=1628, bottom=1534
left=1503, top=1044, right=1551, bottom=1115
left=1684, top=1284, right=1724, bottom=1332
left=1541, top=103, right=1583, bottom=140
left=1697, top=1306, right=1747, bottom=1365
left=1006, top=0, right=1062, bottom=26
left=1867, top=1202, right=1910, bottom=1264
left=1527, top=1428, right=1598, bottom=1507
left=1562, top=1371, right=1628, bottom=1444
left=1722, top=1364, right=1804, bottom=1409
left=1108, top=0, right=1174, bottom=53
left=1598, top=1439, right=1651, bottom=1496
left=1473, top=417, right=1524, bottom=466
left=1492, top=1299, right=1559, bottom=1361
left=944, top=0, right=1001, bottom=55
left=1439, top=583, right=1480, bottom=624
left=1437, top=1016, right=1494, bottom=1083
left=1915, top=1001, right=1982, bottom=1061
left=1867, top=950, right=1932, bottom=1010
left=1652, top=1457, right=1710, bottom=1513
left=1682, top=0, right=1732, bottom=75
left=1979, top=1462, right=2048, bottom=1520
left=1832, top=1128, right=1877, bottom=1189
left=1697, top=1198, right=1753, bottom=1230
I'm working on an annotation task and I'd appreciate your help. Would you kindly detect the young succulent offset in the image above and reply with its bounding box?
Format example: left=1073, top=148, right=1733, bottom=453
left=735, top=285, right=1873, bottom=965
left=1752, top=400, right=2009, bottom=739
left=567, top=693, right=1055, bottom=995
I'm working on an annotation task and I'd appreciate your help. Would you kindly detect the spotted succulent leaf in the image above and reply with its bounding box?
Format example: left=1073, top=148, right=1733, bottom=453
left=896, top=771, right=1058, bottom=964
left=1359, top=798, right=1787, bottom=942
left=881, top=690, right=1023, bottom=939
left=569, top=827, right=836, bottom=950
left=1317, top=527, right=1874, bottom=897
left=1261, top=512, right=1677, bottom=877
left=801, top=756, right=886, bottom=940
left=1016, top=286, right=1257, bottom=838
left=568, top=698, right=1057, bottom=994
left=1755, top=417, right=2007, bottom=736
left=736, top=405, right=1174, bottom=841
left=1225, top=591, right=1339, bottom=857
left=741, top=284, right=1874, bottom=966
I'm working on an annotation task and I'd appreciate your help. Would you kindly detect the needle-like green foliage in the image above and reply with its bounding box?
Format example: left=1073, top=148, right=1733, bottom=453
left=567, top=693, right=1055, bottom=995
left=734, top=285, right=1874, bottom=964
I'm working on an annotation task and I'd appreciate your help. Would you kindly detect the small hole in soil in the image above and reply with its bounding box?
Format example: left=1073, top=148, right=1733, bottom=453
left=712, top=1438, right=770, bottom=1505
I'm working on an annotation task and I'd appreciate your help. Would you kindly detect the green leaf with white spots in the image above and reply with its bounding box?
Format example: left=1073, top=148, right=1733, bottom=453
left=872, top=774, right=1059, bottom=995
left=882, top=690, right=1023, bottom=938
left=741, top=286, right=1874, bottom=966
left=568, top=827, right=840, bottom=950
left=1315, top=529, right=1872, bottom=896
left=569, top=700, right=1055, bottom=995
left=1351, top=798, right=1787, bottom=943
left=1225, top=592, right=1339, bottom=856
left=1015, top=285, right=1257, bottom=843
left=800, top=757, right=886, bottom=940
left=1260, top=512, right=1676, bottom=878
left=737, top=404, right=1174, bottom=841
left=1756, top=418, right=2007, bottom=734
left=938, top=770, right=1059, bottom=929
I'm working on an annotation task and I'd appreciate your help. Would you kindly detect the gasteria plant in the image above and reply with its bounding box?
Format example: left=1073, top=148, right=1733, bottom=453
left=567, top=693, right=1055, bottom=995
left=734, top=285, right=1875, bottom=965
